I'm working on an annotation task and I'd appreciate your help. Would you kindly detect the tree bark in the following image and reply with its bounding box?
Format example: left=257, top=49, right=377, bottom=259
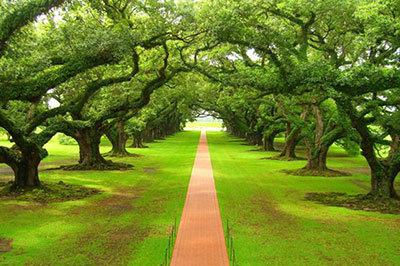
left=370, top=168, right=397, bottom=198
left=12, top=151, right=41, bottom=188
left=263, top=132, right=277, bottom=151
left=142, top=129, right=154, bottom=143
left=105, top=121, right=130, bottom=156
left=304, top=147, right=329, bottom=171
left=131, top=134, right=145, bottom=148
left=303, top=102, right=333, bottom=171
left=278, top=105, right=309, bottom=159
left=246, top=132, right=263, bottom=146
left=75, top=128, right=108, bottom=166
left=335, top=98, right=398, bottom=198
left=279, top=130, right=300, bottom=159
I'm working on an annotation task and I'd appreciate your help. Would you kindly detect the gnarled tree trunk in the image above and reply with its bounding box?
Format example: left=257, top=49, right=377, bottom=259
left=76, top=128, right=107, bottom=166
left=302, top=102, right=343, bottom=172
left=263, top=132, right=277, bottom=151
left=336, top=98, right=398, bottom=198
left=142, top=129, right=154, bottom=143
left=279, top=129, right=300, bottom=159
left=304, top=147, right=329, bottom=171
left=131, top=134, right=145, bottom=148
left=370, top=167, right=397, bottom=198
left=12, top=150, right=41, bottom=188
left=62, top=126, right=131, bottom=170
left=105, top=121, right=130, bottom=156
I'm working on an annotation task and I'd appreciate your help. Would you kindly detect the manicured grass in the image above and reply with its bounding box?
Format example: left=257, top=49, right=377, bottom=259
left=0, top=131, right=200, bottom=265
left=2, top=131, right=399, bottom=265
left=207, top=132, right=400, bottom=266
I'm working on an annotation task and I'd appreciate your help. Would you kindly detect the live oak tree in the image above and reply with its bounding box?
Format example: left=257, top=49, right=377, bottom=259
left=0, top=0, right=122, bottom=188
left=52, top=41, right=189, bottom=169
left=0, top=0, right=192, bottom=185
left=197, top=0, right=400, bottom=196
left=275, top=96, right=309, bottom=160
left=299, top=96, right=347, bottom=172
left=296, top=0, right=400, bottom=196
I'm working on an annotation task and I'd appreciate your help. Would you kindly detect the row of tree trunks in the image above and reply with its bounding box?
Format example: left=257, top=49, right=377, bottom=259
left=130, top=135, right=145, bottom=148
left=246, top=131, right=263, bottom=146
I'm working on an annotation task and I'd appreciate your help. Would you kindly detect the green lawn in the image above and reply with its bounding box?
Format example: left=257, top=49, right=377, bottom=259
left=1, top=131, right=399, bottom=265
left=0, top=131, right=200, bottom=265
left=207, top=131, right=400, bottom=266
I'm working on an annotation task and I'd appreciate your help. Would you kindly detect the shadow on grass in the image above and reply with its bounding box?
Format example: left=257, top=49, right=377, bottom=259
left=282, top=168, right=351, bottom=177
left=260, top=156, right=306, bottom=161
left=0, top=181, right=101, bottom=203
left=305, top=192, right=400, bottom=215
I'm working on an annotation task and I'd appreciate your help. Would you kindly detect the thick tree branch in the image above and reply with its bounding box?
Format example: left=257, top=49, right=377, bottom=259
left=0, top=0, right=66, bottom=56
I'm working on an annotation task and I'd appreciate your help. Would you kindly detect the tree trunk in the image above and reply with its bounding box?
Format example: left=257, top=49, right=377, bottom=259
left=255, top=133, right=263, bottom=146
left=63, top=127, right=132, bottom=170
left=369, top=167, right=397, bottom=198
left=106, top=121, right=129, bottom=156
left=304, top=147, right=328, bottom=171
left=142, top=129, right=154, bottom=143
left=278, top=105, right=309, bottom=159
left=12, top=151, right=41, bottom=188
left=131, top=134, right=145, bottom=148
left=76, top=128, right=107, bottom=166
left=263, top=133, right=276, bottom=151
left=246, top=132, right=263, bottom=146
left=335, top=98, right=398, bottom=198
left=279, top=130, right=299, bottom=159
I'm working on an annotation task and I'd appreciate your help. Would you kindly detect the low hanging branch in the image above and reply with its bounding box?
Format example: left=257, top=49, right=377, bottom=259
left=0, top=0, right=67, bottom=57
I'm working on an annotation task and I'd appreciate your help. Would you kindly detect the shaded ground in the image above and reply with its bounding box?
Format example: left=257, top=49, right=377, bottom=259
left=0, top=181, right=100, bottom=203
left=0, top=238, right=12, bottom=254
left=282, top=168, right=351, bottom=177
left=305, top=192, right=400, bottom=215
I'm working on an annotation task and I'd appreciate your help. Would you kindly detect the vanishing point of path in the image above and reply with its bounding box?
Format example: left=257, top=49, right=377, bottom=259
left=171, top=131, right=229, bottom=266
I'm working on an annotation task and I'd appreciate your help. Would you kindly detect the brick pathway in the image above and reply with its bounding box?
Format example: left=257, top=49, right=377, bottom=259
left=170, top=131, right=229, bottom=266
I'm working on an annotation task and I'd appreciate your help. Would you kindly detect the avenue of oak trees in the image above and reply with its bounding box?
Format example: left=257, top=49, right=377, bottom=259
left=0, top=0, right=399, bottom=199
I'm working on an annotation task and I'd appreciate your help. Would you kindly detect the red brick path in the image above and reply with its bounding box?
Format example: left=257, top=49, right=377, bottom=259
left=170, top=131, right=229, bottom=266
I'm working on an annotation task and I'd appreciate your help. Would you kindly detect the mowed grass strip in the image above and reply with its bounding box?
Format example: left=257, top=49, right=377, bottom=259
left=207, top=131, right=400, bottom=266
left=0, top=131, right=200, bottom=266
